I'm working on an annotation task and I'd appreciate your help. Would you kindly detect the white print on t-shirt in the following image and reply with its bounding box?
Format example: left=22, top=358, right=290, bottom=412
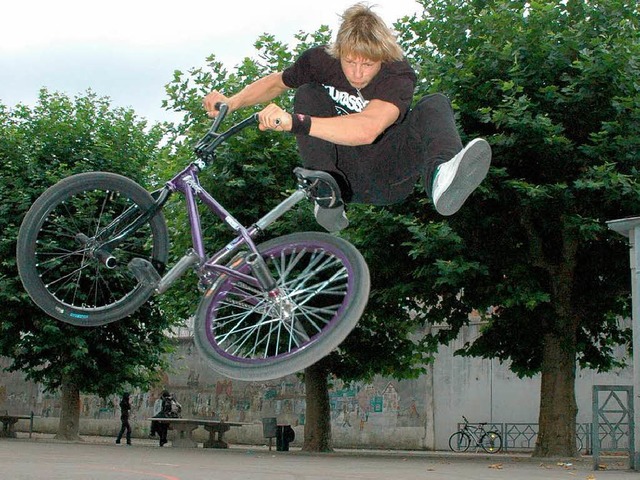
left=324, top=85, right=369, bottom=115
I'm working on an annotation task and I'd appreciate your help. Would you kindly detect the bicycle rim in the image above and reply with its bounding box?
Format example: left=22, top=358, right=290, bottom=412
left=16, top=172, right=169, bottom=326
left=480, top=431, right=502, bottom=453
left=194, top=232, right=370, bottom=380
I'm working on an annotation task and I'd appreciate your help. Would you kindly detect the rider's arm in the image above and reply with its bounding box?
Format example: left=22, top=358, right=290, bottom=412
left=204, top=72, right=290, bottom=114
left=259, top=99, right=400, bottom=147
left=308, top=100, right=399, bottom=146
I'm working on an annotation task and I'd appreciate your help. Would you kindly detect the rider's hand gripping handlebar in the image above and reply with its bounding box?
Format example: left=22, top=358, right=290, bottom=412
left=194, top=102, right=259, bottom=166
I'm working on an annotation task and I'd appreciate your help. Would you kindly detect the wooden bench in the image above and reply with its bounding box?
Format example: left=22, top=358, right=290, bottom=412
left=150, top=418, right=250, bottom=448
left=0, top=413, right=35, bottom=438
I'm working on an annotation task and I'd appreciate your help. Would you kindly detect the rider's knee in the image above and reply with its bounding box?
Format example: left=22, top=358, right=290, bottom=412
left=413, top=92, right=454, bottom=116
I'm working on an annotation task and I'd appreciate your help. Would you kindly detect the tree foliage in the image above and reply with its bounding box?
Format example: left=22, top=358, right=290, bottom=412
left=396, top=0, right=640, bottom=375
left=159, top=29, right=447, bottom=451
left=160, top=27, right=442, bottom=385
left=0, top=90, right=177, bottom=401
left=157, top=30, right=331, bottom=323
left=157, top=0, right=639, bottom=455
left=391, top=0, right=640, bottom=455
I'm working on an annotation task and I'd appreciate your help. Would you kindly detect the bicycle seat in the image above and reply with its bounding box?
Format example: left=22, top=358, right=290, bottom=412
left=293, top=167, right=343, bottom=208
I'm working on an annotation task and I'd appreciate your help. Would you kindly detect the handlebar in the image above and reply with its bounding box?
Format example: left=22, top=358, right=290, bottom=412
left=193, top=103, right=259, bottom=166
left=461, top=415, right=487, bottom=428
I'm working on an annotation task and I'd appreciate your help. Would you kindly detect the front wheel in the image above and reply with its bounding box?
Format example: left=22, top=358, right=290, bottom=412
left=16, top=172, right=169, bottom=326
left=194, top=232, right=370, bottom=381
left=449, top=431, right=472, bottom=452
left=480, top=431, right=502, bottom=453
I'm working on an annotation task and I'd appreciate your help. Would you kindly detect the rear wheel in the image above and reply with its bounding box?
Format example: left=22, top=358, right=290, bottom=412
left=194, top=232, right=370, bottom=381
left=480, top=431, right=502, bottom=453
left=16, top=172, right=169, bottom=326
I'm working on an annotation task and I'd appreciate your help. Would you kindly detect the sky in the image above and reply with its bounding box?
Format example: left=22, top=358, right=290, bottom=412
left=1, top=0, right=421, bottom=124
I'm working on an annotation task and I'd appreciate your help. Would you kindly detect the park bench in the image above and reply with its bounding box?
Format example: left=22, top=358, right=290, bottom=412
left=0, top=412, right=35, bottom=438
left=150, top=418, right=251, bottom=448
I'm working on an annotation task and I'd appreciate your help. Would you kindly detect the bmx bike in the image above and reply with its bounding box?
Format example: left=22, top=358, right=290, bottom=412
left=16, top=103, right=370, bottom=381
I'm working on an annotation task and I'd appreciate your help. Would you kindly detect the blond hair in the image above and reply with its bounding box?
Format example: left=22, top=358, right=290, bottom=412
left=327, top=3, right=404, bottom=63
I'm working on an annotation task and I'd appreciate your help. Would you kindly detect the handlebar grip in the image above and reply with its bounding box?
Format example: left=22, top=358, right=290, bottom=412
left=214, top=102, right=229, bottom=117
left=207, top=103, right=229, bottom=135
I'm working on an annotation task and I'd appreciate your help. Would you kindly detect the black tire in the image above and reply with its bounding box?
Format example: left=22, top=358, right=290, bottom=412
left=449, top=431, right=472, bottom=452
left=480, top=430, right=502, bottom=453
left=194, top=232, right=370, bottom=381
left=16, top=172, right=169, bottom=326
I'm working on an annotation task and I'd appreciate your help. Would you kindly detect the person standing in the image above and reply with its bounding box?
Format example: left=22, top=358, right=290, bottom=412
left=156, top=390, right=181, bottom=446
left=149, top=393, right=162, bottom=438
left=115, top=392, right=132, bottom=445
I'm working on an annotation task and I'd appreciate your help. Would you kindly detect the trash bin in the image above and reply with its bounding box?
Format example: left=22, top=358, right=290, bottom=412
left=276, top=424, right=295, bottom=451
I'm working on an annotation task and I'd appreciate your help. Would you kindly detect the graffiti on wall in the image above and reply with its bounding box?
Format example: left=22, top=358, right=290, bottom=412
left=328, top=379, right=423, bottom=431
left=0, top=342, right=426, bottom=431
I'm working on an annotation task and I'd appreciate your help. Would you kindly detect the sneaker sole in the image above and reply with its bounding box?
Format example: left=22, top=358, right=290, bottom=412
left=434, top=138, right=492, bottom=216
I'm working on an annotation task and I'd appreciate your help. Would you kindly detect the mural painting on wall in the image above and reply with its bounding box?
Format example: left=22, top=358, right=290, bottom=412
left=151, top=376, right=309, bottom=425
left=2, top=345, right=425, bottom=428
left=1, top=373, right=425, bottom=430
left=329, top=379, right=423, bottom=431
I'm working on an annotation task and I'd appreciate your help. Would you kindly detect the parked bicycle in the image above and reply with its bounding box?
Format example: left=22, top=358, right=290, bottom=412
left=448, top=415, right=503, bottom=453
left=16, top=103, right=370, bottom=382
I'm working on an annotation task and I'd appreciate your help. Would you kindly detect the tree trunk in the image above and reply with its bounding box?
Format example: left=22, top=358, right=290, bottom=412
left=303, top=358, right=332, bottom=452
left=533, top=331, right=578, bottom=457
left=56, top=378, right=82, bottom=441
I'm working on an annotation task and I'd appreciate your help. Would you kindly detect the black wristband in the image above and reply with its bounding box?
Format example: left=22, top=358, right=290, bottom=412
left=290, top=113, right=312, bottom=135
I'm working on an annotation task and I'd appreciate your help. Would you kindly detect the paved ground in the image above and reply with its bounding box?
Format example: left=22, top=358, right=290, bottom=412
left=0, top=435, right=636, bottom=480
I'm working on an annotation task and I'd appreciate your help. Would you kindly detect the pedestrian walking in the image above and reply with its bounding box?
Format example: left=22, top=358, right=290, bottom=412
left=115, top=392, right=132, bottom=445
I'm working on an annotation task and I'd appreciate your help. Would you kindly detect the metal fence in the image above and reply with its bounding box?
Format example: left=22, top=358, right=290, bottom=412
left=457, top=421, right=601, bottom=453
left=592, top=385, right=634, bottom=469
left=456, top=386, right=634, bottom=461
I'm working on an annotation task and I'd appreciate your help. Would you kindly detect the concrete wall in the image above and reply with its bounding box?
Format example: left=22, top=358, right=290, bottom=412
left=1, top=322, right=632, bottom=450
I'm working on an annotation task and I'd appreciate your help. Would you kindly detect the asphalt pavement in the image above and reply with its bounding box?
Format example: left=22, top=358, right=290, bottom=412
left=0, top=434, right=636, bottom=480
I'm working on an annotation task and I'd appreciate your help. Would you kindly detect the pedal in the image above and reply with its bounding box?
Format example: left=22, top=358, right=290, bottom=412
left=128, top=258, right=162, bottom=287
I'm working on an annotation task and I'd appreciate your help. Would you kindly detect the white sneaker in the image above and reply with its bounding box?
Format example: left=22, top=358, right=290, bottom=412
left=432, top=138, right=492, bottom=216
left=314, top=203, right=349, bottom=233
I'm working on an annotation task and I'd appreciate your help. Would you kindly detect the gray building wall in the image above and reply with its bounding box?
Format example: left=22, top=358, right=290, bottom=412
left=1, top=322, right=632, bottom=450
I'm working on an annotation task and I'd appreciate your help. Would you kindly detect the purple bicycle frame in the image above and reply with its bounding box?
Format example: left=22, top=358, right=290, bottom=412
left=156, top=162, right=306, bottom=294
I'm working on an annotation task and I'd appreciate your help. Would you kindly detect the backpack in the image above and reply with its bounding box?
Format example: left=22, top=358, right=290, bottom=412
left=169, top=397, right=181, bottom=417
left=162, top=395, right=181, bottom=418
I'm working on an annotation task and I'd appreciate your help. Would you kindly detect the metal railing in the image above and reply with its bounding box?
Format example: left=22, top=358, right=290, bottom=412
left=592, top=385, right=634, bottom=469
left=457, top=421, right=594, bottom=453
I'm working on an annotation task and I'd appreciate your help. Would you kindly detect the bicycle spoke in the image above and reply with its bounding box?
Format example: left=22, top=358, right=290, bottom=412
left=209, top=244, right=354, bottom=360
left=32, top=185, right=154, bottom=310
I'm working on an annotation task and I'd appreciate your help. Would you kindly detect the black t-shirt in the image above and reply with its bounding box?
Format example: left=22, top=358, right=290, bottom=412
left=282, top=46, right=416, bottom=123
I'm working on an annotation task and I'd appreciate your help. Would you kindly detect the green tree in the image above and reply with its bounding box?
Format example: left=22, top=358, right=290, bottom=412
left=0, top=90, right=177, bottom=440
left=161, top=29, right=443, bottom=451
left=392, top=0, right=640, bottom=456
left=160, top=0, right=640, bottom=456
